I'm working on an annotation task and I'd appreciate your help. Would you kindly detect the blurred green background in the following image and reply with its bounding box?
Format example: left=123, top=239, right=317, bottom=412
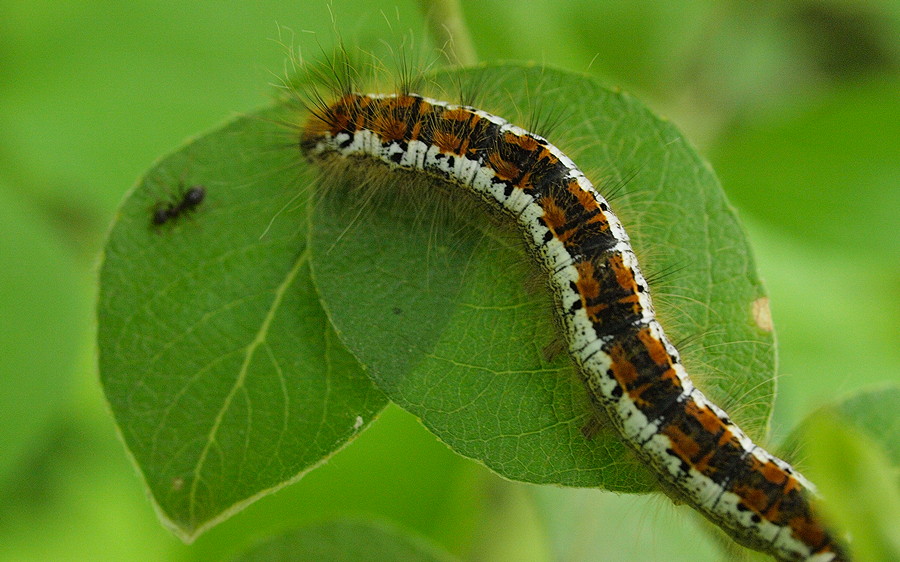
left=1, top=0, right=897, bottom=560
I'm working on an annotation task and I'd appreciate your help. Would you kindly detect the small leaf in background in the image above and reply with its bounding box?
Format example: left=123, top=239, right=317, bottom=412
left=0, top=188, right=88, bottom=487
left=531, top=486, right=722, bottom=561
left=0, top=184, right=88, bottom=482
left=233, top=519, right=458, bottom=562
left=710, top=81, right=900, bottom=431
left=712, top=80, right=900, bottom=260
left=786, top=386, right=900, bottom=561
left=310, top=64, right=775, bottom=492
left=97, top=108, right=387, bottom=540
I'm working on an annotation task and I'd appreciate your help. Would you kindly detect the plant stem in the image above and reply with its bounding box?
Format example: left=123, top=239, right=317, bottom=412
left=418, top=0, right=478, bottom=66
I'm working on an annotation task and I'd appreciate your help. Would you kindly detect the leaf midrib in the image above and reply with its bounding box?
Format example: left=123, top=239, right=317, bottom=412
left=187, top=247, right=310, bottom=525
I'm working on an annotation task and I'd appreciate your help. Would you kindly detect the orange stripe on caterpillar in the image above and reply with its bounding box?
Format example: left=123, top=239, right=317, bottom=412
left=300, top=92, right=848, bottom=562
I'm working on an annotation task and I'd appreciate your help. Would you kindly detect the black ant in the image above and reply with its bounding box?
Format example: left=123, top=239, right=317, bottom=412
left=152, top=185, right=206, bottom=226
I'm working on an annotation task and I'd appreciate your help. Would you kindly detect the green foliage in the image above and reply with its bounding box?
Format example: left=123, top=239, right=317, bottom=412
left=711, top=82, right=900, bottom=432
left=2, top=1, right=897, bottom=560
left=233, top=519, right=457, bottom=562
left=0, top=186, right=88, bottom=480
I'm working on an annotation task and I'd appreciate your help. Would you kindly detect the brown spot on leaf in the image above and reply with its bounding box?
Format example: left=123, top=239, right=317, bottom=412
left=752, top=297, right=773, bottom=332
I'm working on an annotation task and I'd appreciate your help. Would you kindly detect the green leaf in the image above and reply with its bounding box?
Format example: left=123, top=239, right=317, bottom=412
left=97, top=107, right=387, bottom=540
left=712, top=80, right=900, bottom=259
left=310, top=64, right=775, bottom=491
left=787, top=386, right=900, bottom=561
left=828, top=385, right=900, bottom=466
left=233, top=519, right=458, bottom=562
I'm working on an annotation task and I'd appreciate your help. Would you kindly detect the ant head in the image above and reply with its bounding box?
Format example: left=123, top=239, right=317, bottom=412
left=183, top=186, right=206, bottom=206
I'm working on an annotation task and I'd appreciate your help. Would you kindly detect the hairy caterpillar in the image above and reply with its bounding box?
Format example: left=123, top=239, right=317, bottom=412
left=296, top=84, right=848, bottom=561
